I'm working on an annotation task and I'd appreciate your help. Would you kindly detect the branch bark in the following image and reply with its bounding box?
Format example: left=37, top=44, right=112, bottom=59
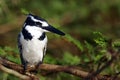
left=0, top=57, right=89, bottom=78
left=0, top=57, right=39, bottom=80
left=0, top=56, right=119, bottom=80
left=0, top=64, right=30, bottom=80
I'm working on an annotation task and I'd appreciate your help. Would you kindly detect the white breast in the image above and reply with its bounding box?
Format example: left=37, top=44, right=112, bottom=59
left=20, top=32, right=47, bottom=65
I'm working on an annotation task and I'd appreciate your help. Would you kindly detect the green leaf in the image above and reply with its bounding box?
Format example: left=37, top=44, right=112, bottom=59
left=65, top=34, right=83, bottom=51
left=62, top=52, right=80, bottom=65
left=93, top=32, right=107, bottom=47
left=84, top=41, right=93, bottom=53
left=93, top=54, right=104, bottom=63
left=44, top=55, right=57, bottom=64
left=112, top=39, right=120, bottom=49
left=21, top=8, right=29, bottom=14
left=0, top=46, right=20, bottom=64
left=0, top=47, right=7, bottom=56
left=6, top=55, right=20, bottom=64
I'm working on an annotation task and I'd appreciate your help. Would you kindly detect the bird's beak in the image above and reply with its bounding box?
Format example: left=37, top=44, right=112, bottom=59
left=43, top=25, right=65, bottom=36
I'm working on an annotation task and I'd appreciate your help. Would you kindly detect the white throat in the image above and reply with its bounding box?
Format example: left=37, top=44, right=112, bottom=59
left=25, top=25, right=43, bottom=39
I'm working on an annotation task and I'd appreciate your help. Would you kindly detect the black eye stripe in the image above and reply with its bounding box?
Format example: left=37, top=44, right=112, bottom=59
left=36, top=22, right=42, bottom=26
left=25, top=17, right=35, bottom=26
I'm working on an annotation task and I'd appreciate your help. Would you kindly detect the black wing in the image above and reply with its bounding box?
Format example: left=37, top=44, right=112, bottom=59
left=18, top=33, right=25, bottom=65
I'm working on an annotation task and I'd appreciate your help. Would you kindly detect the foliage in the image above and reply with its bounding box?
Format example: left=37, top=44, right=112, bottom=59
left=44, top=51, right=80, bottom=65
left=61, top=52, right=80, bottom=65
left=112, top=39, right=120, bottom=51
left=44, top=55, right=58, bottom=64
left=0, top=0, right=120, bottom=80
left=0, top=31, right=119, bottom=80
left=21, top=8, right=29, bottom=15
left=0, top=47, right=21, bottom=80
left=0, top=46, right=20, bottom=64
left=65, top=34, right=83, bottom=51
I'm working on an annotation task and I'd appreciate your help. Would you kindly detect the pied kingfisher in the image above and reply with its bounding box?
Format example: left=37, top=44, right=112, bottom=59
left=18, top=13, right=65, bottom=71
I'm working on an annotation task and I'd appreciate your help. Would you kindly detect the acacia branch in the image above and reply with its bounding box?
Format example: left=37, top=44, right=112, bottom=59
left=0, top=56, right=119, bottom=80
left=0, top=64, right=30, bottom=80
left=0, top=57, right=88, bottom=78
left=0, top=57, right=39, bottom=80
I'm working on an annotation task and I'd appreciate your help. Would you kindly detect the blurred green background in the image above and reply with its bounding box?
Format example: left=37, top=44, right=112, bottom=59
left=0, top=0, right=120, bottom=80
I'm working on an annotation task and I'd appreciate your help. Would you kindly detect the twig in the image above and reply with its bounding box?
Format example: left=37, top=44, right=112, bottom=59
left=0, top=56, right=119, bottom=80
left=0, top=57, right=40, bottom=80
left=39, top=64, right=88, bottom=78
left=0, top=64, right=30, bottom=80
left=84, top=41, right=120, bottom=80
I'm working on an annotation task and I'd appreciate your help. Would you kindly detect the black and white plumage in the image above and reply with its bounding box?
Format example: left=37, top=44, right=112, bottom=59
left=18, top=14, right=65, bottom=71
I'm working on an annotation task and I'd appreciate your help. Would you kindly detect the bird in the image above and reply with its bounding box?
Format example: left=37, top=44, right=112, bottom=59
left=18, top=13, right=65, bottom=72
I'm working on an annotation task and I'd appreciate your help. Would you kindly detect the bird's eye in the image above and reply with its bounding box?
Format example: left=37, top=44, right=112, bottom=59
left=36, top=22, right=42, bottom=26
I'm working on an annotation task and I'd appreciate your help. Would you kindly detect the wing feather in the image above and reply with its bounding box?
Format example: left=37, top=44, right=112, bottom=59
left=18, top=33, right=25, bottom=65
